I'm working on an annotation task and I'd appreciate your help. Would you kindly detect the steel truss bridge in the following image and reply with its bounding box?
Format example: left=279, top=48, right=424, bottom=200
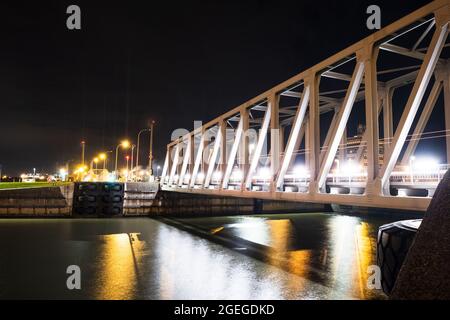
left=161, top=0, right=450, bottom=212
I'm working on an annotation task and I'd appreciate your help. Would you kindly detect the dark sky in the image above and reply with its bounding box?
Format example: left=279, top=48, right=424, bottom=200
left=0, top=0, right=432, bottom=175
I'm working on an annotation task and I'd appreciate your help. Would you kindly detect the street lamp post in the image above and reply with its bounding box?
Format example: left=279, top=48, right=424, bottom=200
left=81, top=141, right=86, bottom=166
left=125, top=155, right=130, bottom=181
left=149, top=121, right=155, bottom=176
left=131, top=144, right=136, bottom=180
left=115, top=140, right=130, bottom=179
left=136, top=128, right=150, bottom=170
left=94, top=158, right=99, bottom=171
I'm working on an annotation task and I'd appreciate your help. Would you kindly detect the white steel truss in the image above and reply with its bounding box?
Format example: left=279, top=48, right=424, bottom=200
left=161, top=0, right=450, bottom=212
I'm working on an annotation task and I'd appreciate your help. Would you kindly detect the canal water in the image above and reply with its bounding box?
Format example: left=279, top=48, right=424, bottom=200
left=0, top=212, right=414, bottom=299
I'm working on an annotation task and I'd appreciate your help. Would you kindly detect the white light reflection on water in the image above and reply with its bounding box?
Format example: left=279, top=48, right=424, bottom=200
left=152, top=224, right=339, bottom=300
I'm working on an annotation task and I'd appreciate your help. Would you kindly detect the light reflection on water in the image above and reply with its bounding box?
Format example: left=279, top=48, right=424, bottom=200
left=94, top=233, right=142, bottom=299
left=152, top=223, right=334, bottom=299
left=0, top=213, right=401, bottom=299
left=179, top=213, right=387, bottom=299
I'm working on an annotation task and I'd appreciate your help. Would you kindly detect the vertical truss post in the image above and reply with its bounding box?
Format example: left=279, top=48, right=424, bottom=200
left=317, top=60, right=366, bottom=191
left=168, top=142, right=180, bottom=185
left=222, top=118, right=243, bottom=189
left=178, top=136, right=191, bottom=187
left=383, top=87, right=394, bottom=147
left=245, top=103, right=272, bottom=190
left=189, top=134, right=195, bottom=176
left=270, top=94, right=280, bottom=183
left=308, top=74, right=321, bottom=194
left=161, top=148, right=170, bottom=184
left=189, top=129, right=206, bottom=188
left=339, top=128, right=347, bottom=164
left=305, top=117, right=310, bottom=169
left=204, top=122, right=223, bottom=188
left=363, top=45, right=380, bottom=194
left=378, top=16, right=449, bottom=192
left=240, top=108, right=250, bottom=190
left=401, top=78, right=443, bottom=165
left=276, top=85, right=310, bottom=190
left=279, top=126, right=285, bottom=156
left=220, top=119, right=227, bottom=173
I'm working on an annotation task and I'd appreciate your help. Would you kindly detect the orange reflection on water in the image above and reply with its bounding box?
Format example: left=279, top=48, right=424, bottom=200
left=95, top=233, right=143, bottom=299
left=265, top=219, right=312, bottom=294
left=354, top=222, right=376, bottom=299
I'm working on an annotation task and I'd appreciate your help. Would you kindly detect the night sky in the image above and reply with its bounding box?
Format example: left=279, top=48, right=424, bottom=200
left=0, top=0, right=432, bottom=175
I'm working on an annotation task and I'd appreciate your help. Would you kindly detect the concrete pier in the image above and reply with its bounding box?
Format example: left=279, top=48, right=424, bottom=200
left=0, top=185, right=73, bottom=216
left=147, top=190, right=330, bottom=216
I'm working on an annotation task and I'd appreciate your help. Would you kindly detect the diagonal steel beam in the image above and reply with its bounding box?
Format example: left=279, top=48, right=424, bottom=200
left=168, top=143, right=180, bottom=185
left=401, top=78, right=443, bottom=165
left=189, top=131, right=206, bottom=188
left=379, top=19, right=449, bottom=191
left=178, top=137, right=191, bottom=187
left=380, top=43, right=428, bottom=61
left=245, top=103, right=272, bottom=189
left=317, top=61, right=366, bottom=190
left=412, top=20, right=436, bottom=51
left=222, top=118, right=244, bottom=189
left=276, top=85, right=310, bottom=190
left=204, top=123, right=223, bottom=188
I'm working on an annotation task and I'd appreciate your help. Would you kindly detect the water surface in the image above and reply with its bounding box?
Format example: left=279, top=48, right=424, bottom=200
left=0, top=213, right=408, bottom=299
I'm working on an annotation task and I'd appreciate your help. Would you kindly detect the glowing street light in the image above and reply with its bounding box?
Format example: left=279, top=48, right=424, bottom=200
left=115, top=140, right=131, bottom=179
left=99, top=153, right=107, bottom=170
left=121, top=140, right=130, bottom=148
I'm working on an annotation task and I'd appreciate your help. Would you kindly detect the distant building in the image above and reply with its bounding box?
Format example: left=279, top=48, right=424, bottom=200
left=338, top=124, right=385, bottom=167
